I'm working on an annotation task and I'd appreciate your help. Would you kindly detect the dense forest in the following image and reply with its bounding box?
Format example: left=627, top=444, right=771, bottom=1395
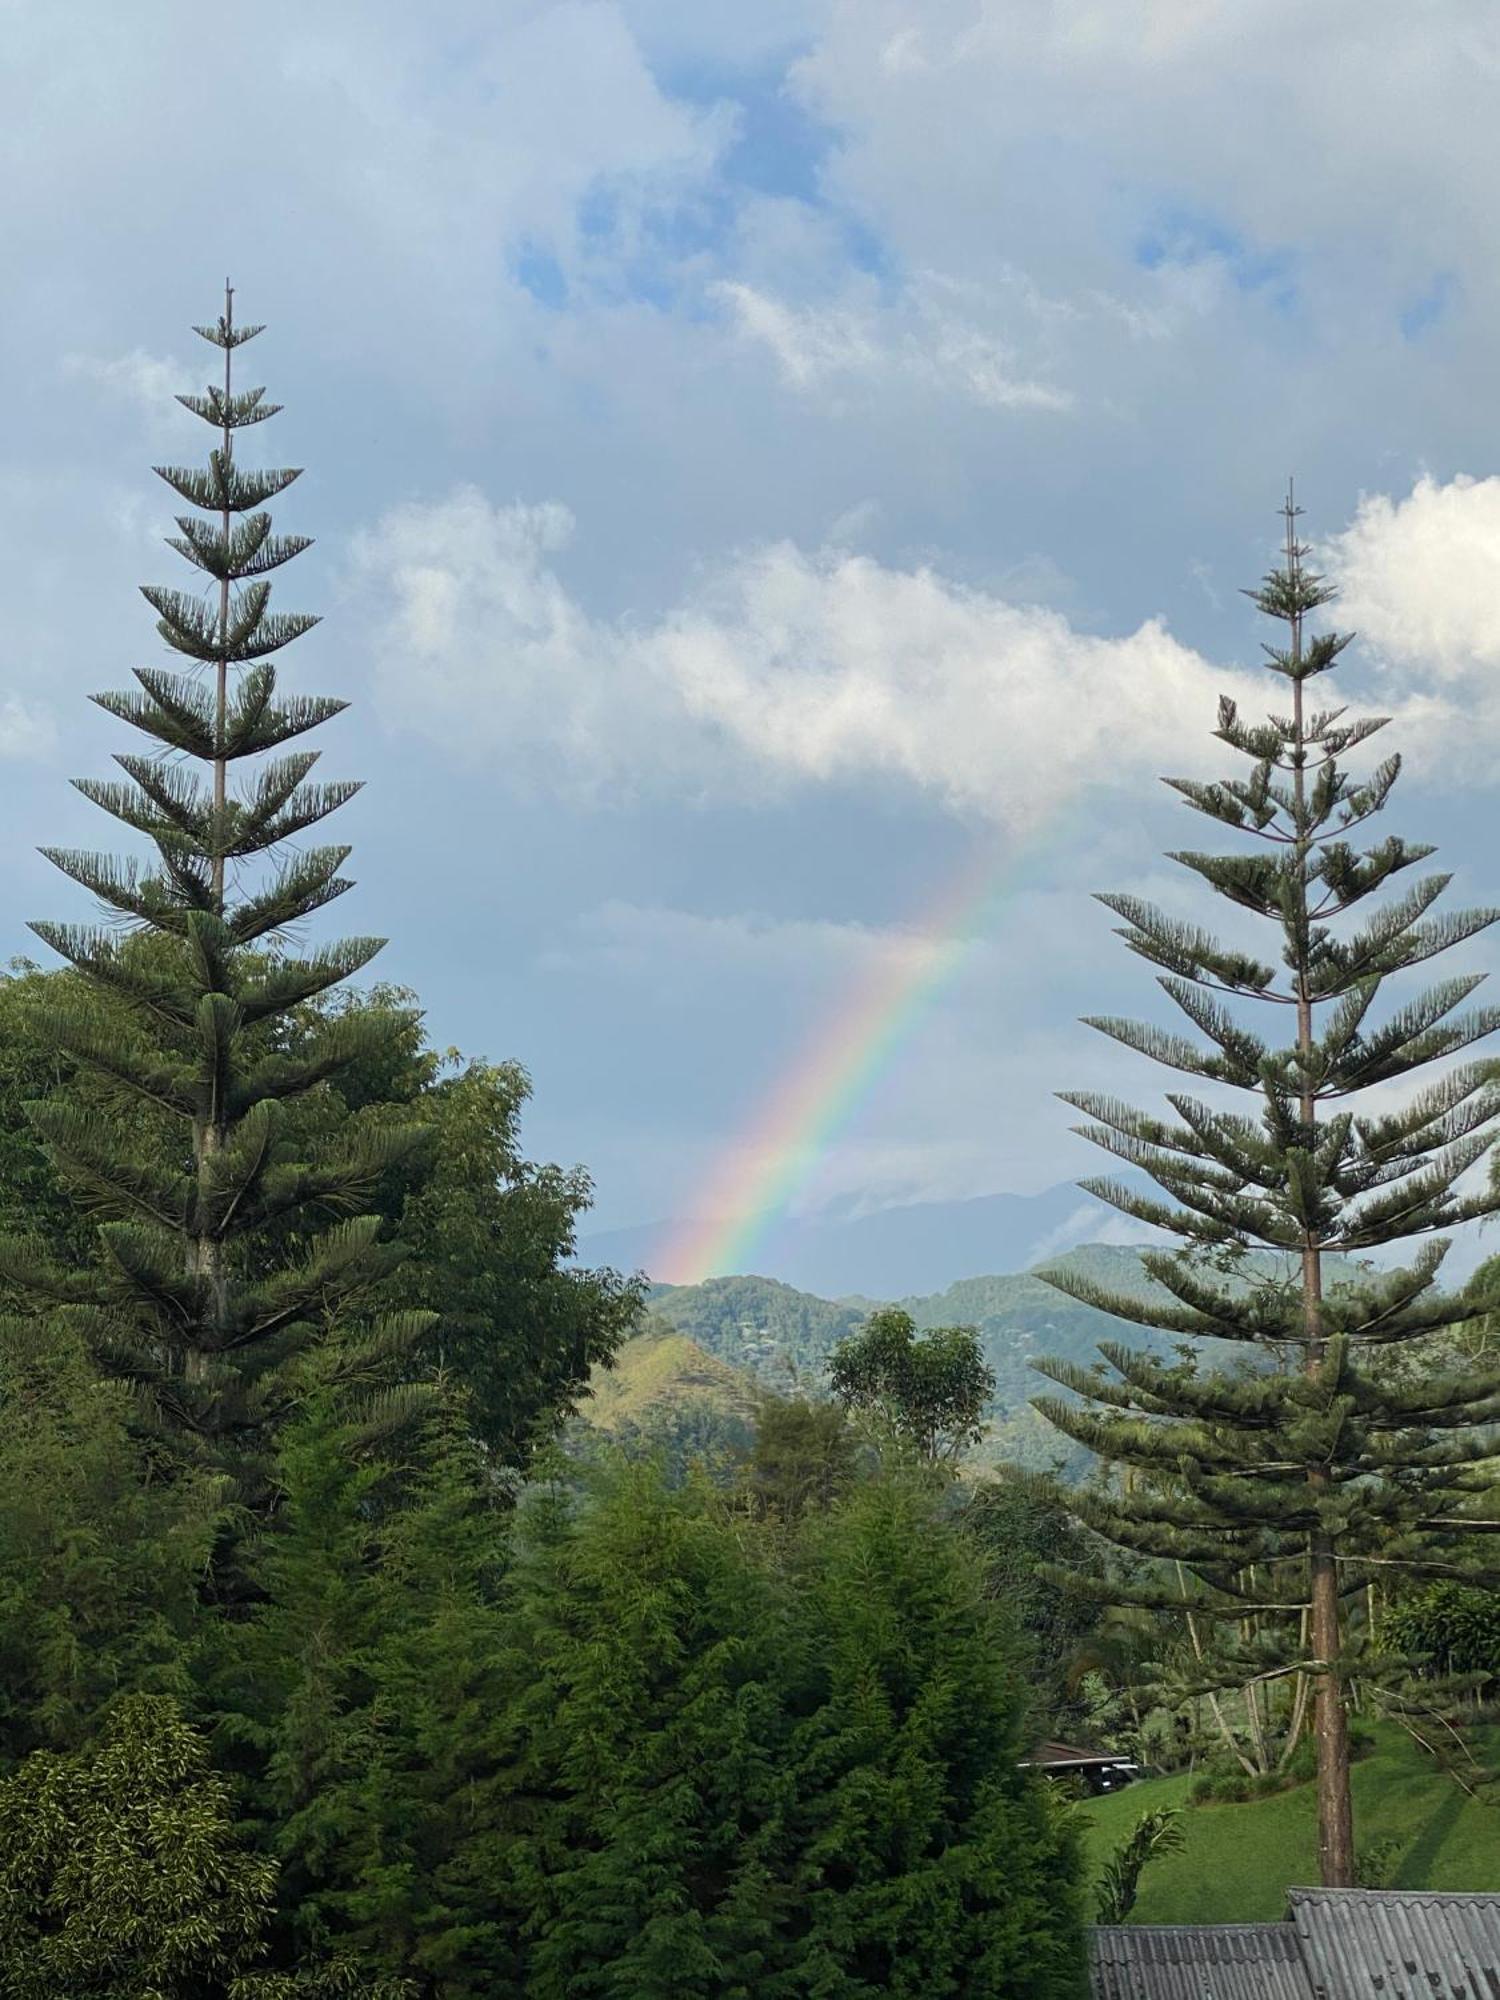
left=5, top=301, right=1500, bottom=1997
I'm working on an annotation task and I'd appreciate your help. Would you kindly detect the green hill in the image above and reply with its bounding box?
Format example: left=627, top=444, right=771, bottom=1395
left=575, top=1317, right=763, bottom=1470
left=646, top=1247, right=1245, bottom=1473
left=645, top=1274, right=869, bottom=1388
left=1082, top=1725, right=1500, bottom=1921
left=582, top=1318, right=762, bottom=1434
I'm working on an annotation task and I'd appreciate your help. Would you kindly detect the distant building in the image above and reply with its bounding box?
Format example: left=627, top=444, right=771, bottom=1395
left=1023, top=1740, right=1139, bottom=1794
left=1091, top=1887, right=1500, bottom=1999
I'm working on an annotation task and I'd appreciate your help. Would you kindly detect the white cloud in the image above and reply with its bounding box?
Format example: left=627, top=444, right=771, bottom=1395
left=350, top=484, right=1253, bottom=827
left=0, top=699, right=53, bottom=759
left=1323, top=475, right=1500, bottom=783
left=1023, top=1201, right=1161, bottom=1267
left=61, top=349, right=187, bottom=415
left=1329, top=475, right=1500, bottom=679
left=714, top=275, right=1075, bottom=412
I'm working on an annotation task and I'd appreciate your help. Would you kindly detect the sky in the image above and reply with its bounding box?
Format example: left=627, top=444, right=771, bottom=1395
left=4, top=0, right=1500, bottom=1277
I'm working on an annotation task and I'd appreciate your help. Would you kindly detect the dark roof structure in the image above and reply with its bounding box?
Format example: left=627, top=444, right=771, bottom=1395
left=1091, top=1888, right=1500, bottom=2000
left=1289, top=1887, right=1500, bottom=1998
left=1091, top=1920, right=1310, bottom=2000
left=1025, top=1740, right=1138, bottom=1771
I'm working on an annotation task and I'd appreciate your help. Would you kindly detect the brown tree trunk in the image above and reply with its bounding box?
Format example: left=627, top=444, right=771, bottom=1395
left=187, top=278, right=236, bottom=1389
left=1287, top=491, right=1354, bottom=1887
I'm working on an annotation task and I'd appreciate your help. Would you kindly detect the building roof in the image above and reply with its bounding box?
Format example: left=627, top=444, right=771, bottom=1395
left=1091, top=1922, right=1311, bottom=2000
left=1025, top=1740, right=1138, bottom=1770
left=1091, top=1889, right=1500, bottom=2000
left=1291, top=1886, right=1500, bottom=1999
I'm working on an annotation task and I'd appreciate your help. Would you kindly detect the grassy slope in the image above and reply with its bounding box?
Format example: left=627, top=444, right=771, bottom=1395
left=1081, top=1726, right=1500, bottom=1921
left=580, top=1318, right=761, bottom=1433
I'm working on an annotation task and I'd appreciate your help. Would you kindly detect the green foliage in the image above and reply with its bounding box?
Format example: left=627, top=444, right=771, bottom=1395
left=0, top=1318, right=224, bottom=1764
left=740, top=1395, right=860, bottom=1521
left=1094, top=1806, right=1184, bottom=1924
left=0, top=965, right=637, bottom=1477
left=503, top=1462, right=791, bottom=2000
left=0, top=1694, right=278, bottom=1998
left=781, top=1475, right=1087, bottom=1997
left=0, top=966, right=95, bottom=1291
left=1385, top=1580, right=1500, bottom=1680
left=957, top=1479, right=1107, bottom=1725
left=226, top=1394, right=514, bottom=1992
left=828, top=1307, right=995, bottom=1462
left=376, top=1053, right=641, bottom=1463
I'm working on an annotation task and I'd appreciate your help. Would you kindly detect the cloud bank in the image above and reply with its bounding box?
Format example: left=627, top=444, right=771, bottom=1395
left=351, top=485, right=1253, bottom=826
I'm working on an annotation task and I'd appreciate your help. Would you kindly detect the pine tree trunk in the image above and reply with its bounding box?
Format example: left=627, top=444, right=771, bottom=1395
left=187, top=279, right=236, bottom=1387
left=1305, top=1239, right=1353, bottom=1883
left=1289, top=504, right=1354, bottom=1887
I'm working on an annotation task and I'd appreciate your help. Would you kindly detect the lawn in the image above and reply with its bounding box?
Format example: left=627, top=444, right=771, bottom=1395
left=1081, top=1725, right=1500, bottom=1922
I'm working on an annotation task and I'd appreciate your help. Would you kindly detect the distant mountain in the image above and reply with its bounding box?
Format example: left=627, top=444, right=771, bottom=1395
left=640, top=1243, right=1232, bottom=1476
left=580, top=1233, right=1477, bottom=1478
left=577, top=1182, right=1149, bottom=1297
left=584, top=1312, right=764, bottom=1440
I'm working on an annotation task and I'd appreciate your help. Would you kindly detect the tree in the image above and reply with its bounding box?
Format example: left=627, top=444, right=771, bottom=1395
left=828, top=1308, right=994, bottom=1463
left=0, top=1694, right=403, bottom=2000
left=223, top=1393, right=514, bottom=1992
left=0, top=1316, right=224, bottom=1763
left=957, top=1479, right=1106, bottom=1731
left=1034, top=495, right=1500, bottom=1886
left=782, top=1475, right=1086, bottom=1998
left=501, top=1459, right=790, bottom=2000
left=0, top=292, right=431, bottom=1486
left=740, top=1395, right=860, bottom=1522
left=0, top=1694, right=280, bottom=1998
left=499, top=1458, right=1084, bottom=1999
left=375, top=1051, right=640, bottom=1464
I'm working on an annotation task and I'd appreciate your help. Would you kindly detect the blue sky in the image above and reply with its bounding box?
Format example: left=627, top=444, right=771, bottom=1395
left=5, top=0, right=1500, bottom=1262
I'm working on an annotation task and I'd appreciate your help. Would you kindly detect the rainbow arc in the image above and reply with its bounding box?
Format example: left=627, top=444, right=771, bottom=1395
left=654, top=833, right=1051, bottom=1285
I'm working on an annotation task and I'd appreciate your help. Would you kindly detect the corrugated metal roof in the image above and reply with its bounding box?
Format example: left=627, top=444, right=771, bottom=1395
left=1091, top=1923, right=1314, bottom=2000
left=1289, top=1887, right=1500, bottom=2000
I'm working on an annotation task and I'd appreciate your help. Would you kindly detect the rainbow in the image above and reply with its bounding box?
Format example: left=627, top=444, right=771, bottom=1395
left=654, top=833, right=1046, bottom=1285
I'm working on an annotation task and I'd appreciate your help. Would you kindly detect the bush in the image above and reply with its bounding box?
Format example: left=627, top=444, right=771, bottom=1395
left=1385, top=1582, right=1500, bottom=1680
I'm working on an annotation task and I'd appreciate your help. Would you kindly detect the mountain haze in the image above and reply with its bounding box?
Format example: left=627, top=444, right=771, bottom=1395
left=579, top=1182, right=1146, bottom=1296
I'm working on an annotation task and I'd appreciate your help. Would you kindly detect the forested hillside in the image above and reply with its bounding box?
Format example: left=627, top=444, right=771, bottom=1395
left=642, top=1246, right=1249, bottom=1473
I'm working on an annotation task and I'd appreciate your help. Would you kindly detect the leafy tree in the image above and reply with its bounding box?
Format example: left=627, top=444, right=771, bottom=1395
left=0, top=1317, right=225, bottom=1763
left=225, top=1394, right=514, bottom=1992
left=740, top=1395, right=860, bottom=1522
left=376, top=1052, right=640, bottom=1463
left=1034, top=496, right=1500, bottom=1886
left=0, top=966, right=96, bottom=1290
left=958, top=1479, right=1106, bottom=1730
left=502, top=1461, right=789, bottom=2000
left=783, top=1475, right=1086, bottom=1998
left=1384, top=1580, right=1500, bottom=1682
left=0, top=1694, right=404, bottom=1999
left=0, top=1694, right=279, bottom=1998
left=0, top=292, right=431, bottom=1487
left=829, top=1308, right=994, bottom=1463
left=0, top=963, right=635, bottom=1472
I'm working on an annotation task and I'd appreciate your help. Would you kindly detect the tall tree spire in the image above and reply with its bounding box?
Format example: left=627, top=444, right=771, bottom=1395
left=1035, top=493, right=1500, bottom=1886
left=0, top=295, right=430, bottom=1482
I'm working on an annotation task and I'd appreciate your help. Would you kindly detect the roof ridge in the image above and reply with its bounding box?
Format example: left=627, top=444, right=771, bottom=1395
left=1288, top=1886, right=1500, bottom=1902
